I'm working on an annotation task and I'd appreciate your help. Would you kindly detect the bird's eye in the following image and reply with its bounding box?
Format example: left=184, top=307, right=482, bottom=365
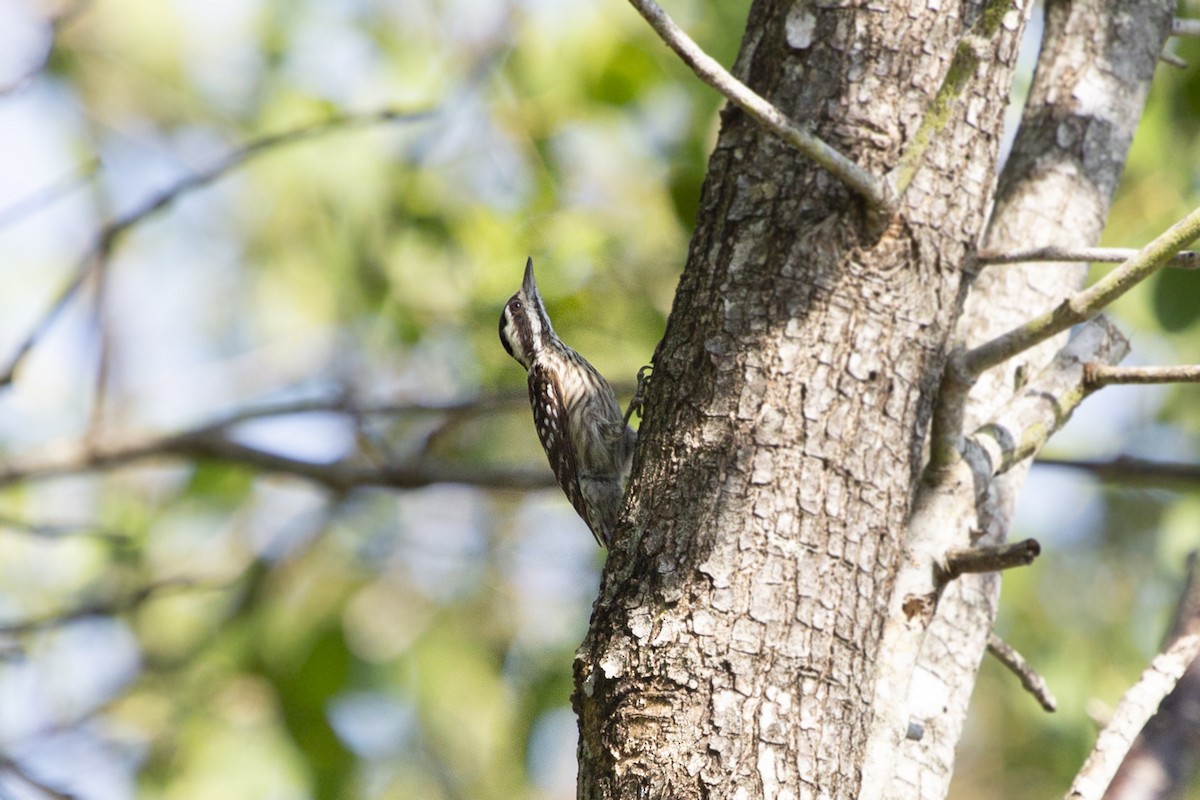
left=511, top=299, right=522, bottom=311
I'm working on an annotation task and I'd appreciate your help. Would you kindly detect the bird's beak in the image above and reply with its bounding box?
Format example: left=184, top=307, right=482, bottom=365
left=522, top=256, right=537, bottom=298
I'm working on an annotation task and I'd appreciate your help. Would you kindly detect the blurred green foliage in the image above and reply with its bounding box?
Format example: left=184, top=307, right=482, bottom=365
left=0, top=0, right=1197, bottom=799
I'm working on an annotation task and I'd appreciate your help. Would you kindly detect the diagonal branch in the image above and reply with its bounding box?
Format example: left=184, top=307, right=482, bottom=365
left=987, top=633, right=1058, bottom=713
left=1066, top=633, right=1200, bottom=800
left=1104, top=553, right=1200, bottom=799
left=625, top=0, right=893, bottom=214
left=0, top=106, right=434, bottom=389
left=0, top=578, right=214, bottom=637
left=966, top=205, right=1200, bottom=375
left=0, top=159, right=100, bottom=231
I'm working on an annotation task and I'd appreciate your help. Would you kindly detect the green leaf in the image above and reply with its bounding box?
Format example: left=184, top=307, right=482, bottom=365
left=1152, top=267, right=1200, bottom=331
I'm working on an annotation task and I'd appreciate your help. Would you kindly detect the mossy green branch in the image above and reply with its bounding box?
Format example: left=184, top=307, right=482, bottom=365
left=888, top=0, right=1015, bottom=198
left=888, top=41, right=979, bottom=198
left=964, top=317, right=1128, bottom=483
left=966, top=202, right=1200, bottom=375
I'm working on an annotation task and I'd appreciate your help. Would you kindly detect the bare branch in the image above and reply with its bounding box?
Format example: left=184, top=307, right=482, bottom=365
left=1158, top=51, right=1188, bottom=69
left=1067, top=633, right=1200, bottom=799
left=987, top=633, right=1058, bottom=712
left=939, top=539, right=1041, bottom=582
left=1083, top=364, right=1200, bottom=389
left=1172, top=18, right=1200, bottom=37
left=1035, top=457, right=1200, bottom=489
left=967, top=205, right=1200, bottom=375
left=978, top=246, right=1200, bottom=270
left=0, top=756, right=76, bottom=800
left=0, top=159, right=100, bottom=231
left=0, top=427, right=555, bottom=493
left=1105, top=553, right=1200, bottom=800
left=624, top=0, right=894, bottom=214
left=0, top=106, right=434, bottom=389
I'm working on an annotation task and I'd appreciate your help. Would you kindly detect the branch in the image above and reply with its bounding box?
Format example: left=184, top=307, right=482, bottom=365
left=978, top=246, right=1200, bottom=270
left=0, top=159, right=100, bottom=232
left=967, top=204, right=1200, bottom=375
left=964, top=316, right=1129, bottom=480
left=1173, top=19, right=1200, bottom=37
left=987, top=633, right=1058, bottom=712
left=0, top=426, right=555, bottom=494
left=1066, top=633, right=1200, bottom=800
left=1158, top=51, right=1188, bottom=69
left=0, top=106, right=434, bottom=388
left=0, top=756, right=75, bottom=800
left=1035, top=457, right=1200, bottom=489
left=624, top=0, right=894, bottom=214
left=887, top=0, right=1023, bottom=199
left=1083, top=364, right=1200, bottom=388
left=938, top=538, right=1041, bottom=582
left=1105, top=553, right=1200, bottom=800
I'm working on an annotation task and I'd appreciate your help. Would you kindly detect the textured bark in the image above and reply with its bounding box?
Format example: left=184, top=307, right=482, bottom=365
left=574, top=2, right=1030, bottom=798
left=894, top=2, right=1174, bottom=798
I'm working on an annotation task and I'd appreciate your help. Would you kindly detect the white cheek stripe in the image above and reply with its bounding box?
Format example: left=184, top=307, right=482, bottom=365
left=525, top=298, right=543, bottom=347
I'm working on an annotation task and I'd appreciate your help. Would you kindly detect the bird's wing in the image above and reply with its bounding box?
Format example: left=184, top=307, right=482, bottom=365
left=528, top=363, right=603, bottom=546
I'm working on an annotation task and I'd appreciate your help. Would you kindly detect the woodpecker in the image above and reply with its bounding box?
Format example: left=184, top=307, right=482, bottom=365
left=499, top=258, right=637, bottom=546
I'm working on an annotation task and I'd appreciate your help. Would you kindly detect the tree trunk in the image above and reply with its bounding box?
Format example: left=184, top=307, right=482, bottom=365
left=574, top=2, right=1033, bottom=797
left=895, top=2, right=1173, bottom=797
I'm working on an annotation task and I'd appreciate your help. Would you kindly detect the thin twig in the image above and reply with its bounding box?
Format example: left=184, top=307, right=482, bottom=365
left=0, top=388, right=633, bottom=494
left=0, top=425, right=555, bottom=493
left=1066, top=633, right=1200, bottom=799
left=987, top=633, right=1058, bottom=712
left=624, top=0, right=893, bottom=214
left=939, top=539, right=1041, bottom=582
left=199, top=388, right=532, bottom=427
left=0, top=757, right=76, bottom=800
left=967, top=204, right=1200, bottom=375
left=1159, top=51, right=1189, bottom=69
left=0, top=106, right=434, bottom=388
left=977, top=246, right=1200, bottom=270
left=1083, top=364, right=1200, bottom=389
left=1035, top=457, right=1200, bottom=489
left=1104, top=553, right=1200, bottom=800
left=0, top=159, right=100, bottom=231
left=1173, top=18, right=1200, bottom=37
left=0, top=513, right=131, bottom=544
